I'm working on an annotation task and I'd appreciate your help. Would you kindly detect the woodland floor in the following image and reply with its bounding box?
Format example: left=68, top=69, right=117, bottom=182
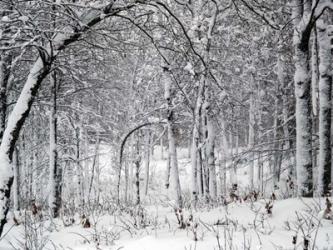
left=1, top=198, right=333, bottom=250
left=1, top=147, right=333, bottom=250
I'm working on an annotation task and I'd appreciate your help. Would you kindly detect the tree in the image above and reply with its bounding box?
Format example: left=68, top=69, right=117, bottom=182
left=317, top=20, right=332, bottom=196
left=0, top=1, right=136, bottom=236
left=291, top=0, right=333, bottom=197
left=164, top=67, right=183, bottom=209
left=48, top=71, right=61, bottom=218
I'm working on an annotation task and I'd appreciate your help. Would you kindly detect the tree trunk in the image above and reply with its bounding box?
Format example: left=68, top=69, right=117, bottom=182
left=248, top=88, right=255, bottom=190
left=21, top=135, right=28, bottom=207
left=203, top=89, right=216, bottom=201
left=220, top=118, right=229, bottom=196
left=279, top=49, right=292, bottom=167
left=191, top=79, right=204, bottom=204
left=198, top=149, right=204, bottom=196
left=311, top=28, right=320, bottom=192
left=0, top=55, right=11, bottom=144
left=0, top=2, right=12, bottom=144
left=95, top=143, right=101, bottom=206
left=32, top=126, right=40, bottom=202
left=164, top=69, right=183, bottom=208
left=75, top=126, right=84, bottom=211
left=48, top=71, right=61, bottom=218
left=160, top=135, right=164, bottom=160
left=135, top=136, right=141, bottom=206
left=13, top=147, right=20, bottom=211
left=255, top=81, right=263, bottom=192
left=88, top=132, right=100, bottom=203
left=317, top=23, right=332, bottom=196
left=202, top=109, right=210, bottom=201
left=124, top=152, right=129, bottom=204
left=312, top=27, right=320, bottom=117
left=143, top=131, right=150, bottom=196
left=165, top=148, right=171, bottom=189
left=273, top=86, right=281, bottom=188
left=207, top=115, right=217, bottom=200
left=293, top=0, right=313, bottom=197
left=128, top=136, right=135, bottom=203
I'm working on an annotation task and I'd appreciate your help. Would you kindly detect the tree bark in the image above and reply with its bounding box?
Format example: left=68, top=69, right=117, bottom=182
left=317, top=22, right=332, bottom=196
left=202, top=108, right=210, bottom=201
left=248, top=87, right=256, bottom=190
left=13, top=147, right=20, bottom=211
left=207, top=114, right=217, bottom=200
left=143, top=131, right=150, bottom=196
left=257, top=95, right=263, bottom=193
left=220, top=118, right=229, bottom=197
left=88, top=132, right=100, bottom=203
left=164, top=69, right=183, bottom=208
left=0, top=2, right=12, bottom=144
left=273, top=84, right=281, bottom=188
left=191, top=79, right=204, bottom=204
left=165, top=148, right=171, bottom=189
left=74, top=125, right=84, bottom=211
left=311, top=28, right=320, bottom=192
left=128, top=136, right=135, bottom=203
left=48, top=71, right=61, bottom=218
left=135, top=136, right=141, bottom=206
left=124, top=150, right=129, bottom=204
left=292, top=0, right=313, bottom=197
left=0, top=55, right=11, bottom=144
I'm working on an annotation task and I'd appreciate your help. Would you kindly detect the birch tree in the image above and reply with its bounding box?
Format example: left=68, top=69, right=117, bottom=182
left=291, top=0, right=333, bottom=197
left=164, top=68, right=183, bottom=208
left=12, top=147, right=20, bottom=211
left=317, top=21, right=332, bottom=196
left=48, top=72, right=61, bottom=218
left=292, top=0, right=313, bottom=197
left=205, top=96, right=217, bottom=200
left=248, top=85, right=256, bottom=190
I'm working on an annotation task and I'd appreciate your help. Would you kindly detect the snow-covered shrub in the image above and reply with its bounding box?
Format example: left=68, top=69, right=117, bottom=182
left=288, top=203, right=322, bottom=250
left=11, top=210, right=51, bottom=250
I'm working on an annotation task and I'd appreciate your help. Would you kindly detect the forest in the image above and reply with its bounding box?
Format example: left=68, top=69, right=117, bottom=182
left=0, top=0, right=333, bottom=249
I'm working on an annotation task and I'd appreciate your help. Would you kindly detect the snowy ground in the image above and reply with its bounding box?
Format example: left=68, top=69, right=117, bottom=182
left=1, top=198, right=333, bottom=249
left=1, top=146, right=333, bottom=249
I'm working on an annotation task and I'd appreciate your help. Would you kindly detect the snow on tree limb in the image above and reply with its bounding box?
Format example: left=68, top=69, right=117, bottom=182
left=0, top=0, right=136, bottom=235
